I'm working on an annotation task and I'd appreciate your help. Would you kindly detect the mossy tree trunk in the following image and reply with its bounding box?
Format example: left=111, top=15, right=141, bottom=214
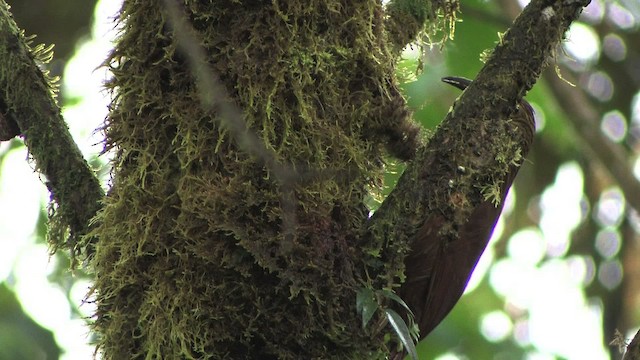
left=91, top=1, right=427, bottom=358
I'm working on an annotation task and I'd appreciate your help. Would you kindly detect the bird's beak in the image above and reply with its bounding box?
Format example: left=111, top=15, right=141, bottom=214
left=441, top=76, right=472, bottom=91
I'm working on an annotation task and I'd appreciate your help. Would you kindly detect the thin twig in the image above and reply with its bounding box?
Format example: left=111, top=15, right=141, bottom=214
left=160, top=0, right=301, bottom=237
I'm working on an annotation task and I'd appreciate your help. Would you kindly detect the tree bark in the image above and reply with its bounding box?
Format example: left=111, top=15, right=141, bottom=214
left=90, top=1, right=431, bottom=358
left=0, top=1, right=103, bottom=259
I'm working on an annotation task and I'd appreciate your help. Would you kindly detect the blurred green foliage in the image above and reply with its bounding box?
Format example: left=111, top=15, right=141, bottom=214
left=0, top=283, right=59, bottom=360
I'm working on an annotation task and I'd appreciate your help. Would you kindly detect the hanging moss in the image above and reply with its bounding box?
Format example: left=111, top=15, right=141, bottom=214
left=89, top=1, right=435, bottom=358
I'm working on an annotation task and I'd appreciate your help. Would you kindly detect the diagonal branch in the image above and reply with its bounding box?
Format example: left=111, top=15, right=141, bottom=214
left=494, top=0, right=640, bottom=214
left=373, top=0, right=591, bottom=244
left=0, top=1, right=103, bottom=258
left=368, top=0, right=590, bottom=338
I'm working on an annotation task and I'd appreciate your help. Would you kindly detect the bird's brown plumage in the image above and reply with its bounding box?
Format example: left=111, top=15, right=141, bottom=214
left=397, top=77, right=536, bottom=343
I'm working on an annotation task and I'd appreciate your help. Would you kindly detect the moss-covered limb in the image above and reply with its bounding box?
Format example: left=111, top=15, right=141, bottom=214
left=0, top=2, right=104, bottom=256
left=383, top=0, right=459, bottom=55
left=367, top=0, right=590, bottom=307
left=468, top=0, right=591, bottom=110
left=436, top=0, right=591, bottom=132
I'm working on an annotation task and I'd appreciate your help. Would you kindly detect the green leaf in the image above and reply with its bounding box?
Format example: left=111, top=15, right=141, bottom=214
left=356, top=288, right=377, bottom=329
left=381, top=289, right=413, bottom=314
left=385, top=308, right=419, bottom=360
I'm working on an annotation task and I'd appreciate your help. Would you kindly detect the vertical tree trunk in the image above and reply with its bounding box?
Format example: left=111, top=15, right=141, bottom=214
left=92, top=1, right=418, bottom=358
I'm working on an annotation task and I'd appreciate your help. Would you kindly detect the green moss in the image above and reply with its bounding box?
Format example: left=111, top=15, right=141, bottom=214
left=385, top=0, right=459, bottom=55
left=1, top=3, right=102, bottom=260
left=91, top=1, right=420, bottom=358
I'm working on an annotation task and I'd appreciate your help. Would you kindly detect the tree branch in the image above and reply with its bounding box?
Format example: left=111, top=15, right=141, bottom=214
left=0, top=1, right=103, bottom=259
left=384, top=0, right=459, bottom=55
left=368, top=0, right=590, bottom=335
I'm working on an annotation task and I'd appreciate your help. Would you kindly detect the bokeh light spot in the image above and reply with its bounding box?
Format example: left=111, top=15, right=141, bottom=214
left=508, top=227, right=546, bottom=266
left=582, top=0, right=605, bottom=24
left=633, top=157, right=640, bottom=182
left=607, top=2, right=636, bottom=30
left=594, top=228, right=622, bottom=259
left=0, top=149, right=47, bottom=282
left=600, top=110, right=627, bottom=142
left=566, top=255, right=596, bottom=286
left=525, top=351, right=557, bottom=360
left=529, top=264, right=607, bottom=358
left=628, top=208, right=640, bottom=234
left=632, top=92, right=640, bottom=123
left=490, top=258, right=537, bottom=309
left=539, top=163, right=584, bottom=258
left=513, top=319, right=530, bottom=346
left=594, top=187, right=626, bottom=227
left=602, top=33, right=627, bottom=61
left=564, top=22, right=600, bottom=64
left=480, top=311, right=513, bottom=343
left=598, top=260, right=623, bottom=290
left=586, top=71, right=614, bottom=102
left=434, top=353, right=465, bottom=360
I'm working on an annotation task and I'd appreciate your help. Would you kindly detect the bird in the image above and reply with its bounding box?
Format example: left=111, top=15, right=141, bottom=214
left=394, top=76, right=536, bottom=350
